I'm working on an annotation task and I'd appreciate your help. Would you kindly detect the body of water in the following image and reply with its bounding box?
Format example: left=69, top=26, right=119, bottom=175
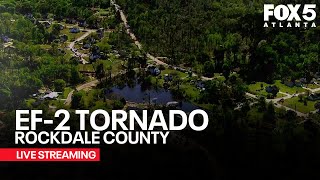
left=110, top=83, right=200, bottom=112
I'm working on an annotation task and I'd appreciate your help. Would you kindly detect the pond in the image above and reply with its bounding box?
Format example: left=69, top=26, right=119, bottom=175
left=109, top=83, right=200, bottom=112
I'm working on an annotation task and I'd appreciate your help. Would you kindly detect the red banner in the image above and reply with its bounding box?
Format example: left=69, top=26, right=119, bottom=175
left=0, top=148, right=100, bottom=161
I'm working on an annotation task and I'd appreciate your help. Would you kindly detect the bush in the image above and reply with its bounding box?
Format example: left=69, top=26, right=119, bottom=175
left=159, top=65, right=166, bottom=70
left=54, top=79, right=66, bottom=92
left=113, top=100, right=125, bottom=109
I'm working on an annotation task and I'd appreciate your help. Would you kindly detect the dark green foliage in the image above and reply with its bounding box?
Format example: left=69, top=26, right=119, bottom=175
left=117, top=0, right=320, bottom=82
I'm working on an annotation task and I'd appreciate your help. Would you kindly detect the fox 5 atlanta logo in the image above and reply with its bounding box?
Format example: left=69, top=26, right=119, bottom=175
left=264, top=4, right=317, bottom=28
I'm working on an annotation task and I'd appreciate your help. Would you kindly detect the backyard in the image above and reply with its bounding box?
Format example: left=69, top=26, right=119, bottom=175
left=248, top=80, right=307, bottom=98
left=282, top=96, right=318, bottom=114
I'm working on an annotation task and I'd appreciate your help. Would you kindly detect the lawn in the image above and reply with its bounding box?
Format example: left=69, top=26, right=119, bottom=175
left=273, top=80, right=306, bottom=94
left=150, top=68, right=191, bottom=86
left=95, top=58, right=123, bottom=74
left=283, top=96, right=318, bottom=113
left=79, top=89, right=114, bottom=110
left=61, top=28, right=85, bottom=42
left=162, top=69, right=189, bottom=79
left=78, top=64, right=95, bottom=72
left=62, top=87, right=73, bottom=99
left=248, top=82, right=285, bottom=98
left=180, top=83, right=200, bottom=101
left=150, top=68, right=202, bottom=104
left=63, top=48, right=73, bottom=60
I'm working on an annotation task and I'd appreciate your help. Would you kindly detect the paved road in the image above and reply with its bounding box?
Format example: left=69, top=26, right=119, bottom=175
left=68, top=29, right=95, bottom=64
left=64, top=79, right=99, bottom=106
left=64, top=70, right=128, bottom=106
left=303, top=86, right=320, bottom=93
left=245, top=91, right=308, bottom=117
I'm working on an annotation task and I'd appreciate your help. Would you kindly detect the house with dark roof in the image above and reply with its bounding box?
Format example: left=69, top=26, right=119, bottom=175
left=284, top=81, right=294, bottom=87
left=1, top=36, right=10, bottom=43
left=4, top=45, right=16, bottom=53
left=69, top=27, right=80, bottom=33
left=308, top=93, right=320, bottom=101
left=66, top=18, right=77, bottom=24
left=78, top=20, right=87, bottom=27
left=41, top=21, right=51, bottom=28
left=146, top=65, right=161, bottom=76
left=89, top=53, right=101, bottom=62
left=196, top=80, right=206, bottom=90
left=83, top=43, right=91, bottom=49
left=60, top=34, right=68, bottom=42
left=300, top=78, right=308, bottom=84
left=164, top=74, right=173, bottom=82
left=265, top=85, right=279, bottom=93
left=86, top=37, right=96, bottom=44
left=58, top=24, right=64, bottom=30
left=295, top=81, right=303, bottom=87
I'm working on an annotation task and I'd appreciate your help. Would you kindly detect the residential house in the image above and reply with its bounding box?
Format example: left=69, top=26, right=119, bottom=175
left=294, top=80, right=303, bottom=87
left=300, top=78, right=308, bottom=84
left=41, top=91, right=60, bottom=100
left=42, top=21, right=51, bottom=29
left=4, top=45, right=16, bottom=53
left=83, top=43, right=91, bottom=49
left=78, top=20, right=87, bottom=27
left=89, top=53, right=101, bottom=62
left=1, top=35, right=10, bottom=43
left=97, top=28, right=104, bottom=39
left=164, top=74, right=173, bottom=82
left=196, top=80, right=206, bottom=90
left=66, top=18, right=77, bottom=24
left=265, top=85, right=279, bottom=93
left=87, top=37, right=96, bottom=44
left=58, top=24, right=64, bottom=30
left=69, top=27, right=80, bottom=33
left=284, top=81, right=294, bottom=87
left=146, top=65, right=161, bottom=76
left=308, top=93, right=320, bottom=101
left=60, top=34, right=68, bottom=42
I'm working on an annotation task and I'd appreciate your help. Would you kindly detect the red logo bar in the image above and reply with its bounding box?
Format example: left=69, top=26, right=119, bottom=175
left=0, top=148, right=100, bottom=161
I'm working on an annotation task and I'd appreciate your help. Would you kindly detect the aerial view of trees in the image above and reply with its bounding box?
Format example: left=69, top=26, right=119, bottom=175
left=118, top=0, right=320, bottom=82
left=1, top=0, right=320, bottom=178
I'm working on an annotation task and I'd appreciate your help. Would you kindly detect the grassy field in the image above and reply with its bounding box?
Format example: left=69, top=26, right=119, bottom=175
left=283, top=96, right=318, bottom=113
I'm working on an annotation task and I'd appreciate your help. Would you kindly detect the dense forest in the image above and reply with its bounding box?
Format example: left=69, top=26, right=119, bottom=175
left=0, top=0, right=110, bottom=19
left=118, top=0, right=320, bottom=82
